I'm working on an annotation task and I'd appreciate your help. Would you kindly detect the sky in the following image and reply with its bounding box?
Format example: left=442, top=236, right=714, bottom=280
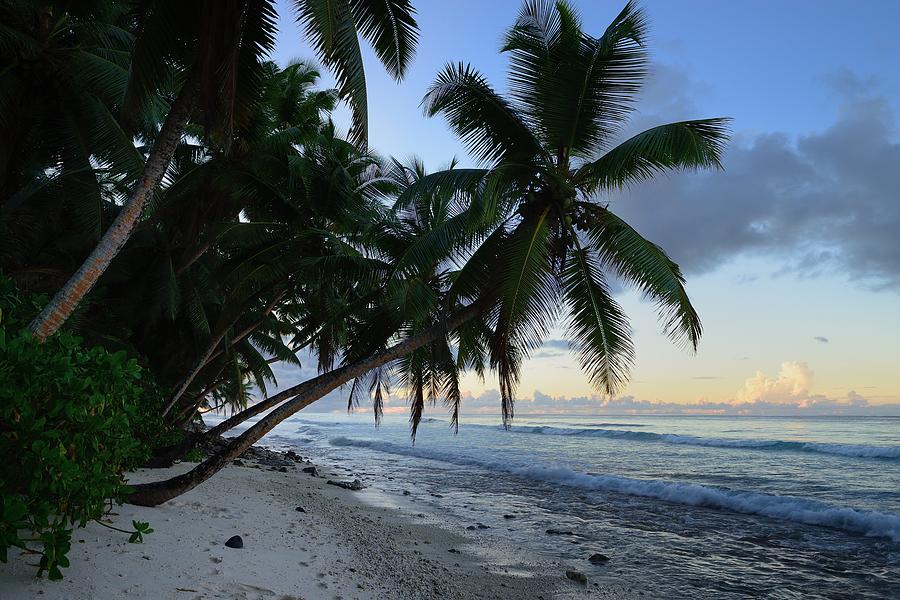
left=259, top=0, right=900, bottom=417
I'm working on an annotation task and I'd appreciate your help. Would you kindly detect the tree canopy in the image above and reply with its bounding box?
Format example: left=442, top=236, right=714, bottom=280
left=0, top=0, right=728, bottom=576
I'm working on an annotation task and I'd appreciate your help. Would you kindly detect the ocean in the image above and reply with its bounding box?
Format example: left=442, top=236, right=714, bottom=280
left=208, top=412, right=900, bottom=599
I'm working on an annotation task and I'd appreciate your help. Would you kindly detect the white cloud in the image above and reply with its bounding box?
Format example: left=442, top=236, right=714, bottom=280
left=735, top=361, right=814, bottom=404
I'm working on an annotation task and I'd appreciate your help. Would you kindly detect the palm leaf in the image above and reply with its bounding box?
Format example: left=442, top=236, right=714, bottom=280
left=575, top=118, right=730, bottom=191
left=348, top=0, right=418, bottom=80
left=585, top=206, right=701, bottom=349
left=422, top=62, right=546, bottom=164
left=294, top=0, right=369, bottom=144
left=562, top=238, right=634, bottom=395
left=489, top=210, right=559, bottom=424
left=505, top=0, right=648, bottom=157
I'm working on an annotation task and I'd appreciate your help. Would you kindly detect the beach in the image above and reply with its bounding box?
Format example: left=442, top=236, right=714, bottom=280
left=0, top=450, right=631, bottom=600
left=3, top=413, right=898, bottom=599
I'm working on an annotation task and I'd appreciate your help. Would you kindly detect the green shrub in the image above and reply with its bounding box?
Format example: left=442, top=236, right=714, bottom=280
left=0, top=277, right=158, bottom=579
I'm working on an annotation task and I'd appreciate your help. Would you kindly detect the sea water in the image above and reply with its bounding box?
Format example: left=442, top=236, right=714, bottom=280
left=209, top=413, right=900, bottom=598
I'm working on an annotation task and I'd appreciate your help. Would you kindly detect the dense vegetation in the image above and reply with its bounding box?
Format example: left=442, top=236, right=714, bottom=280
left=0, top=277, right=159, bottom=579
left=0, top=0, right=727, bottom=577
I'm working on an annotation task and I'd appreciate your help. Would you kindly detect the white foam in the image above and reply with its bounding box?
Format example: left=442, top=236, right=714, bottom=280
left=329, top=436, right=900, bottom=543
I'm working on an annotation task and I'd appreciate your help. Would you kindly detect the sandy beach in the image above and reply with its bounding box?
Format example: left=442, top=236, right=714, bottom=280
left=0, top=449, right=635, bottom=600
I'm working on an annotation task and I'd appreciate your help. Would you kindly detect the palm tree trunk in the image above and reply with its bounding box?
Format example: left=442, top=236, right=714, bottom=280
left=127, top=302, right=483, bottom=506
left=28, top=83, right=196, bottom=342
left=204, top=373, right=314, bottom=438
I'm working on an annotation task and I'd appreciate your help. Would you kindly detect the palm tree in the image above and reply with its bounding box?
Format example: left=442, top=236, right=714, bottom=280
left=414, top=0, right=730, bottom=420
left=0, top=1, right=143, bottom=288
left=128, top=0, right=728, bottom=506
left=26, top=0, right=419, bottom=341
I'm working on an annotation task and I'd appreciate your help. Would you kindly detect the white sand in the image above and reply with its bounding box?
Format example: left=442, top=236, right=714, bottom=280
left=0, top=458, right=636, bottom=599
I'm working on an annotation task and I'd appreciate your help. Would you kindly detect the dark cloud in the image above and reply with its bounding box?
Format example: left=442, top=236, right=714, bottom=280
left=813, top=336, right=830, bottom=343
left=608, top=67, right=900, bottom=290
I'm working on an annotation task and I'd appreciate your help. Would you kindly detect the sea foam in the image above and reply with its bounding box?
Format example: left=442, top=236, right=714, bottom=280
left=329, top=435, right=900, bottom=543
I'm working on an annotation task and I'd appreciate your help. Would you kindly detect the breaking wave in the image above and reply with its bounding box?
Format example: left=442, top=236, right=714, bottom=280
left=490, top=425, right=900, bottom=460
left=329, top=436, right=900, bottom=542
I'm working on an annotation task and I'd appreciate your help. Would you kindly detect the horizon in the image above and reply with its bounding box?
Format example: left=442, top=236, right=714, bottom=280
left=261, top=0, right=900, bottom=418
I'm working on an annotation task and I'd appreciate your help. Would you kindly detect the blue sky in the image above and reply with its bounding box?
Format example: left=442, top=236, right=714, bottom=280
left=261, top=0, right=900, bottom=416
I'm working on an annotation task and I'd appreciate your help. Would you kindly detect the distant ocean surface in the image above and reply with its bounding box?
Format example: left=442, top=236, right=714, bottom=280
left=208, top=412, right=900, bottom=599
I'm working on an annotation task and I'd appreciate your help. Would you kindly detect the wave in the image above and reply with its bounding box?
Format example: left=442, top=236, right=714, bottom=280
left=493, top=425, right=900, bottom=460
left=328, top=436, right=900, bottom=543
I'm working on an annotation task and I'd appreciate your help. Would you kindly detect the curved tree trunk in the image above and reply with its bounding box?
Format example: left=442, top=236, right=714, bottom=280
left=28, top=83, right=196, bottom=342
left=127, top=302, right=483, bottom=506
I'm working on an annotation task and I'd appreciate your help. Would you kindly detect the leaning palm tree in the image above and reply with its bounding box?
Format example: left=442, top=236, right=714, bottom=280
left=27, top=0, right=419, bottom=341
left=128, top=0, right=728, bottom=506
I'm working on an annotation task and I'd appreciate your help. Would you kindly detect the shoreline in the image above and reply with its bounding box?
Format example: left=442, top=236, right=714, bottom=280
left=0, top=444, right=633, bottom=599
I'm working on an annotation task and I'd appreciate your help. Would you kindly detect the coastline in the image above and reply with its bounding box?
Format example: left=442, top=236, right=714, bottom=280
left=0, top=446, right=634, bottom=599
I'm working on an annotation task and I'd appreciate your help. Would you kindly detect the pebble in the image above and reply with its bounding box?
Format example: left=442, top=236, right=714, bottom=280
left=565, top=570, right=588, bottom=584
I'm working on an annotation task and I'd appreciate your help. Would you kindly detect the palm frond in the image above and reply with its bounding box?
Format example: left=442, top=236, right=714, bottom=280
left=348, top=0, right=418, bottom=80
left=422, top=62, right=546, bottom=164
left=562, top=238, right=634, bottom=395
left=505, top=0, right=649, bottom=157
left=294, top=0, right=369, bottom=144
left=575, top=118, right=731, bottom=191
left=489, top=210, right=559, bottom=425
left=585, top=206, right=701, bottom=350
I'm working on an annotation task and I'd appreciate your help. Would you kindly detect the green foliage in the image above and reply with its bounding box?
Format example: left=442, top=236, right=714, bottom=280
left=0, top=277, right=159, bottom=579
left=128, top=520, right=154, bottom=544
left=183, top=448, right=206, bottom=462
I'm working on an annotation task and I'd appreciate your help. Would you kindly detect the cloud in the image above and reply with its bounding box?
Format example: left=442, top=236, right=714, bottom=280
left=541, top=339, right=571, bottom=350
left=449, top=387, right=898, bottom=417
left=229, top=352, right=898, bottom=421
left=436, top=359, right=899, bottom=417
left=610, top=66, right=900, bottom=290
left=533, top=350, right=565, bottom=358
left=736, top=361, right=814, bottom=404
left=813, top=336, right=829, bottom=343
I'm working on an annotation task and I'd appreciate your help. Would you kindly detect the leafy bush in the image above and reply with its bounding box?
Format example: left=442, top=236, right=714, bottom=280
left=0, top=277, right=159, bottom=579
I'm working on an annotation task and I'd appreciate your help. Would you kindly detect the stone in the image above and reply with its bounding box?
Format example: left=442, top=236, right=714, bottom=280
left=565, top=570, right=587, bottom=585
left=402, top=490, right=411, bottom=496
left=277, top=466, right=288, bottom=472
left=588, top=553, right=610, bottom=564
left=284, top=450, right=301, bottom=461
left=302, top=466, right=319, bottom=476
left=224, top=535, right=243, bottom=549
left=503, top=514, right=516, bottom=519
left=232, top=459, right=244, bottom=466
left=326, top=478, right=364, bottom=491
left=546, top=528, right=574, bottom=536
left=295, top=506, right=306, bottom=513
left=476, top=523, right=490, bottom=529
